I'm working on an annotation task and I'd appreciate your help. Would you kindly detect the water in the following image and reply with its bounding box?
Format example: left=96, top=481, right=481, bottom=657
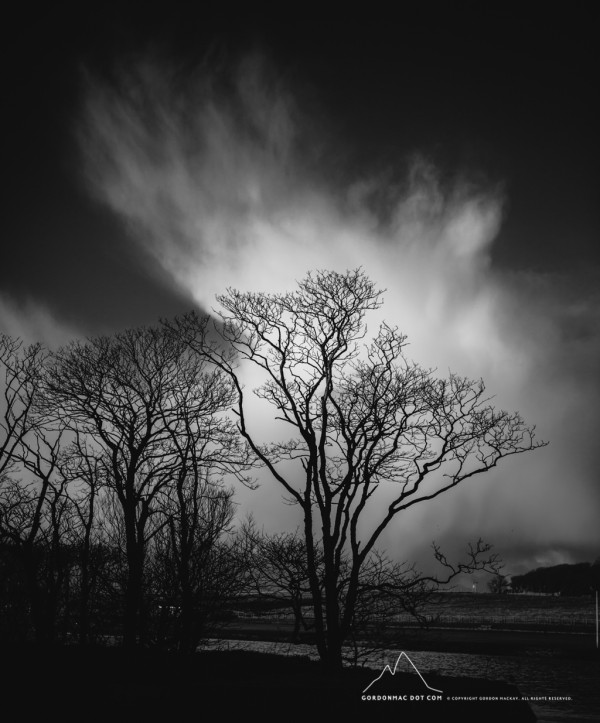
left=199, top=638, right=600, bottom=721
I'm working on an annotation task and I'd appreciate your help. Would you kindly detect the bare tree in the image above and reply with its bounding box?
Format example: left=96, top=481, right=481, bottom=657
left=179, top=268, right=546, bottom=671
left=44, top=320, right=250, bottom=648
left=0, top=422, right=77, bottom=644
left=245, top=525, right=501, bottom=655
left=148, top=474, right=238, bottom=652
left=244, top=522, right=321, bottom=642
left=1, top=335, right=48, bottom=478
left=0, top=335, right=73, bottom=643
left=488, top=572, right=511, bottom=594
left=345, top=539, right=503, bottom=663
left=58, top=433, right=111, bottom=645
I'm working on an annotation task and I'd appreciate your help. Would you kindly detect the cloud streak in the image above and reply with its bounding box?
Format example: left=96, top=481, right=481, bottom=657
left=78, top=51, right=600, bottom=572
left=0, top=294, right=77, bottom=348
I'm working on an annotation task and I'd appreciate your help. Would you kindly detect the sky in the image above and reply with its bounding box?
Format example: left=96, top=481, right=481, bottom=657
left=2, top=3, right=599, bottom=578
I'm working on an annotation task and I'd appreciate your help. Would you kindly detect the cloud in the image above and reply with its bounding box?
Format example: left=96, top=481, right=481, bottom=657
left=78, top=50, right=600, bottom=571
left=0, top=294, right=77, bottom=348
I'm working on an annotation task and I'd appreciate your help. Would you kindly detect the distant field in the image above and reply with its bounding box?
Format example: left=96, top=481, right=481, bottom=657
left=420, top=591, right=596, bottom=617
left=407, top=591, right=597, bottom=630
left=234, top=592, right=598, bottom=631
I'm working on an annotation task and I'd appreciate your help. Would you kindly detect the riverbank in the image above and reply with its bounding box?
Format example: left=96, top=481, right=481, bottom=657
left=4, top=643, right=537, bottom=722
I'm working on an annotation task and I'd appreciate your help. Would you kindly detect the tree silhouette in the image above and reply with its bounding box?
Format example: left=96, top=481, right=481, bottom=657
left=44, top=320, right=250, bottom=647
left=487, top=573, right=510, bottom=594
left=1, top=334, right=48, bottom=479
left=0, top=335, right=72, bottom=643
left=180, top=268, right=546, bottom=671
left=149, top=475, right=239, bottom=652
left=243, top=522, right=320, bottom=642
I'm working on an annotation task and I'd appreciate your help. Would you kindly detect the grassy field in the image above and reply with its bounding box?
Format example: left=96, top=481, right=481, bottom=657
left=234, top=591, right=598, bottom=628
left=406, top=591, right=597, bottom=628
left=221, top=592, right=599, bottom=658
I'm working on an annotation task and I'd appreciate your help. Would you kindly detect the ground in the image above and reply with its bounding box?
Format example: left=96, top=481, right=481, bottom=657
left=7, top=594, right=598, bottom=721
left=6, top=642, right=539, bottom=722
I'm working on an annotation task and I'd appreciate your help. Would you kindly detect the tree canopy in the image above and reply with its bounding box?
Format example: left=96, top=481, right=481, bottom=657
left=179, top=268, right=546, bottom=669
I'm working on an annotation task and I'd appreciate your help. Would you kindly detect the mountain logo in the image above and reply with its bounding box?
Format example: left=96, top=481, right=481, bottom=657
left=362, top=652, right=444, bottom=695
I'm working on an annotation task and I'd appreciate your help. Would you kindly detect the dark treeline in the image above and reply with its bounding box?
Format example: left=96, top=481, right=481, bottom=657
left=1, top=270, right=543, bottom=669
left=0, top=322, right=439, bottom=655
left=511, top=561, right=600, bottom=596
left=0, top=323, right=255, bottom=651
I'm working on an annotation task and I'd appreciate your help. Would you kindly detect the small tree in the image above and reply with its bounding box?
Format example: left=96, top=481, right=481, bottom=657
left=148, top=475, right=238, bottom=652
left=181, top=268, right=546, bottom=671
left=59, top=433, right=112, bottom=645
left=347, top=539, right=503, bottom=662
left=244, top=523, right=321, bottom=643
left=487, top=573, right=511, bottom=594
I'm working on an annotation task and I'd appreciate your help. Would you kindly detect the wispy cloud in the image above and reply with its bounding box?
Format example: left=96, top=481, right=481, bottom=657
left=78, top=51, right=600, bottom=570
left=0, top=294, right=77, bottom=348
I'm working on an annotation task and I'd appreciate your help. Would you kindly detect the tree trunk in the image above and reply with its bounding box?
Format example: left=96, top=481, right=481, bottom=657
left=291, top=601, right=301, bottom=643
left=78, top=559, right=91, bottom=645
left=123, top=542, right=144, bottom=648
left=22, top=548, right=54, bottom=645
left=178, top=569, right=196, bottom=653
